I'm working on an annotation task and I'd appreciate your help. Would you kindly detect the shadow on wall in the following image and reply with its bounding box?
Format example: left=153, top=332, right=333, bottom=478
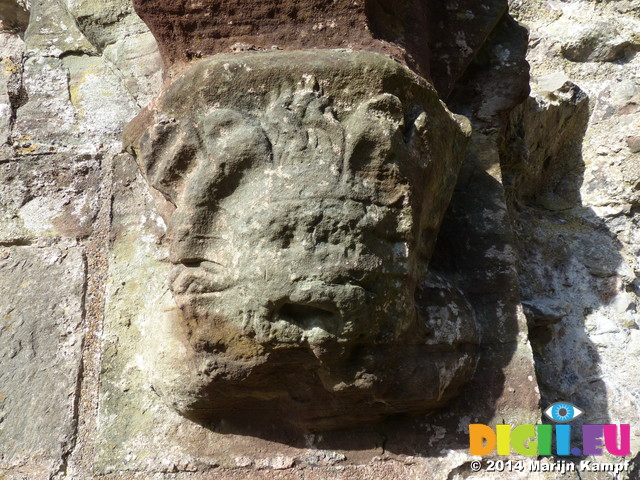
left=502, top=79, right=619, bottom=432
left=0, top=0, right=29, bottom=33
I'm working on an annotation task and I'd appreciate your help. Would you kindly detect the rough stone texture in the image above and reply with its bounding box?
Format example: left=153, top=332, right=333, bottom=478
left=510, top=0, right=640, bottom=466
left=11, top=52, right=137, bottom=156
left=7, top=0, right=161, bottom=158
left=94, top=10, right=542, bottom=475
left=132, top=0, right=416, bottom=75
left=0, top=155, right=101, bottom=241
left=0, top=0, right=638, bottom=477
left=62, top=0, right=150, bottom=53
left=0, top=32, right=23, bottom=155
left=95, top=154, right=538, bottom=476
left=132, top=0, right=516, bottom=98
left=61, top=0, right=163, bottom=108
left=426, top=0, right=541, bottom=437
left=122, top=50, right=477, bottom=432
left=0, top=246, right=85, bottom=479
left=523, top=2, right=640, bottom=64
left=0, top=0, right=162, bottom=477
left=0, top=0, right=29, bottom=32
left=23, top=0, right=95, bottom=57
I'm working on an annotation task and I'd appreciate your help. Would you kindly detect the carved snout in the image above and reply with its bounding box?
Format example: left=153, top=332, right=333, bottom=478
left=268, top=280, right=373, bottom=343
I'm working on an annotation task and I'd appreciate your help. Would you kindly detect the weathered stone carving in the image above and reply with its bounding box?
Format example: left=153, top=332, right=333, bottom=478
left=125, top=50, right=478, bottom=431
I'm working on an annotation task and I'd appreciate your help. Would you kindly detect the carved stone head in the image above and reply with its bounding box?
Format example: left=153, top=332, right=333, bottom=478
left=125, top=51, right=478, bottom=431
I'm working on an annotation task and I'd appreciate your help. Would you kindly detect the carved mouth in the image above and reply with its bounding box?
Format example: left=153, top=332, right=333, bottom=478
left=277, top=303, right=342, bottom=334
left=266, top=281, right=373, bottom=347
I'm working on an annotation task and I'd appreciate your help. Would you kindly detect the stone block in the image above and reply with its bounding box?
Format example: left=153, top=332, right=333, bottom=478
left=0, top=246, right=85, bottom=478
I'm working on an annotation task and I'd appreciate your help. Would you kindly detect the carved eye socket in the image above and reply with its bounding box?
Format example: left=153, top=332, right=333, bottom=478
left=544, top=402, right=583, bottom=423
left=139, top=119, right=201, bottom=203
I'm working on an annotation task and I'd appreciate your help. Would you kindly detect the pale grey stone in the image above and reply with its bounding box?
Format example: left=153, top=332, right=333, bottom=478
left=102, top=31, right=162, bottom=107
left=61, top=0, right=150, bottom=52
left=12, top=56, right=77, bottom=155
left=559, top=20, right=633, bottom=62
left=0, top=155, right=101, bottom=242
left=11, top=0, right=147, bottom=156
left=24, top=0, right=96, bottom=57
left=12, top=53, right=140, bottom=155
left=0, top=246, right=85, bottom=478
left=63, top=54, right=138, bottom=146
left=60, top=0, right=163, bottom=109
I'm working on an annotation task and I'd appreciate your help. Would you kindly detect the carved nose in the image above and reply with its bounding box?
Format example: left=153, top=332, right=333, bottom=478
left=277, top=302, right=342, bottom=336
left=167, top=212, right=212, bottom=264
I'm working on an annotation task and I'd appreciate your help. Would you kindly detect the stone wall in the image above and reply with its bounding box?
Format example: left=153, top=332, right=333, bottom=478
left=0, top=0, right=637, bottom=478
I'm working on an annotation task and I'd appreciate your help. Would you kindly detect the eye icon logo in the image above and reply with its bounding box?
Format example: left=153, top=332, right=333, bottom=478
left=544, top=402, right=583, bottom=423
